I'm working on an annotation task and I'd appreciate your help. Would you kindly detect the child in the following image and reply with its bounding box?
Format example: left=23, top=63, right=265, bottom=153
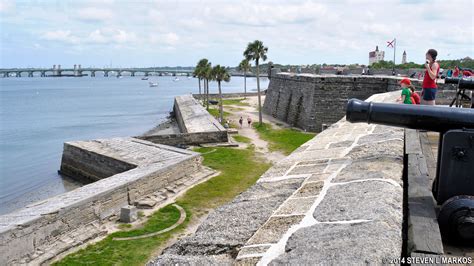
left=409, top=87, right=420, bottom=105
left=247, top=116, right=252, bottom=127
left=397, top=78, right=413, bottom=104
left=239, top=117, right=243, bottom=128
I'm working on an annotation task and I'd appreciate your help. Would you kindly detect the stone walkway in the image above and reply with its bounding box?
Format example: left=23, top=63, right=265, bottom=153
left=151, top=91, right=405, bottom=265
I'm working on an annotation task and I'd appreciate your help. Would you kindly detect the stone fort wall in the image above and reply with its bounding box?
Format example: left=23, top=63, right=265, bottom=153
left=263, top=73, right=456, bottom=132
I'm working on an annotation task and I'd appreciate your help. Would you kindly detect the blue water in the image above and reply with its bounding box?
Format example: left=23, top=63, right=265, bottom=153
left=0, top=75, right=269, bottom=215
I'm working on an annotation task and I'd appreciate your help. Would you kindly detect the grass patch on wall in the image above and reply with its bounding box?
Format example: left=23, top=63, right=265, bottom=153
left=253, top=122, right=315, bottom=155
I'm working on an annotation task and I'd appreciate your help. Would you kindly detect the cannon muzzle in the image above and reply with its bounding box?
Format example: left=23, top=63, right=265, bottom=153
left=346, top=99, right=474, bottom=132
left=445, top=77, right=474, bottom=90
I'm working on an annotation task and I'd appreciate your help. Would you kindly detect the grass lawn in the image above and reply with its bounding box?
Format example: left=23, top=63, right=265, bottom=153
left=55, top=146, right=270, bottom=266
left=232, top=135, right=252, bottom=144
left=222, top=98, right=250, bottom=106
left=207, top=106, right=230, bottom=120
left=253, top=122, right=315, bottom=155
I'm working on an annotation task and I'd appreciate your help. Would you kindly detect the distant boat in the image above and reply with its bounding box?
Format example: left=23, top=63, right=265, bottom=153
left=149, top=82, right=158, bottom=87
left=173, top=77, right=179, bottom=82
left=141, top=77, right=149, bottom=80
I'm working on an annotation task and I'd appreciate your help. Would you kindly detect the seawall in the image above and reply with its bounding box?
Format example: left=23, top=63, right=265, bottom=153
left=0, top=138, right=204, bottom=265
left=263, top=73, right=456, bottom=132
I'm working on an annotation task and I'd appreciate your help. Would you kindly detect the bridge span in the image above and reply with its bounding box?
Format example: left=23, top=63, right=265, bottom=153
left=0, top=65, right=194, bottom=78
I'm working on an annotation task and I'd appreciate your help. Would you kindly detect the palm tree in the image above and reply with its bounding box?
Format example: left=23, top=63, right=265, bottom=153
left=244, top=40, right=268, bottom=125
left=194, top=59, right=208, bottom=99
left=238, top=59, right=251, bottom=98
left=203, top=62, right=213, bottom=110
left=212, top=65, right=231, bottom=123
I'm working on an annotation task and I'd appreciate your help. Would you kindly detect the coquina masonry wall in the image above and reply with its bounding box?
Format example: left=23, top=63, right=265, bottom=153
left=0, top=138, right=202, bottom=265
left=263, top=73, right=456, bottom=132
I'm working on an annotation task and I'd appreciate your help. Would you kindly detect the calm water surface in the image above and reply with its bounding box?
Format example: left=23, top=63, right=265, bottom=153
left=0, top=75, right=268, bottom=214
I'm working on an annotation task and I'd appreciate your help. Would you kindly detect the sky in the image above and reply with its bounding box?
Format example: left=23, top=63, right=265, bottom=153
left=0, top=0, right=473, bottom=68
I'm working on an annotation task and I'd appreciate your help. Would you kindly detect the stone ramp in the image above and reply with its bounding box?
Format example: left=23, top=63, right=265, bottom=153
left=174, top=94, right=226, bottom=133
left=151, top=91, right=404, bottom=265
left=140, top=95, right=228, bottom=146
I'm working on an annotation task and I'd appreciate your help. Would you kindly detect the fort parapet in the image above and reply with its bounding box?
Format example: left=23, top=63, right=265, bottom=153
left=263, top=73, right=456, bottom=132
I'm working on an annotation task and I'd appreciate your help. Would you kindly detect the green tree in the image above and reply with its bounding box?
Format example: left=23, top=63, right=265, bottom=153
left=238, top=59, right=251, bottom=98
left=211, top=65, right=231, bottom=123
left=244, top=40, right=268, bottom=125
left=194, top=59, right=209, bottom=97
left=203, top=62, right=213, bottom=110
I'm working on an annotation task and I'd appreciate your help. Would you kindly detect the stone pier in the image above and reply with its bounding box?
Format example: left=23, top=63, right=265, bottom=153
left=152, top=90, right=405, bottom=265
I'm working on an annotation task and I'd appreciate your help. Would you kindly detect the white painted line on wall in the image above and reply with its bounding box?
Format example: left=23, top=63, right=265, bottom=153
left=330, top=178, right=402, bottom=188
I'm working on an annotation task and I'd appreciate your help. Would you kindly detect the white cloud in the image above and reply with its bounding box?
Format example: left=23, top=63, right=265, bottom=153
left=42, top=28, right=137, bottom=46
left=2, top=0, right=473, bottom=67
left=164, top=33, right=179, bottom=45
left=76, top=7, right=114, bottom=23
left=209, top=1, right=328, bottom=27
left=0, top=0, right=15, bottom=13
left=41, top=30, right=80, bottom=44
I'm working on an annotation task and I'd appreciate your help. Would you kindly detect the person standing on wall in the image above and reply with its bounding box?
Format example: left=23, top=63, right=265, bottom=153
left=397, top=78, right=413, bottom=105
left=421, top=49, right=439, bottom=105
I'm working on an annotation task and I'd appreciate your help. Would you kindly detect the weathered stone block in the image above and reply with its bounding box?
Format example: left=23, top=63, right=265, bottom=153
left=120, top=205, right=137, bottom=223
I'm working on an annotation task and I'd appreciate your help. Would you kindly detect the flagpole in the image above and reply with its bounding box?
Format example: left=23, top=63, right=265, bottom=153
left=393, top=38, right=396, bottom=75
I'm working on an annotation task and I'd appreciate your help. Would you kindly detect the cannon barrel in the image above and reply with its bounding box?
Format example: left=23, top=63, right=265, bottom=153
left=346, top=99, right=474, bottom=132
left=444, top=77, right=474, bottom=89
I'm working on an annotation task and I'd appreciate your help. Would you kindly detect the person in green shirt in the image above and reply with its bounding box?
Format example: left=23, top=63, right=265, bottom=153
left=397, top=78, right=413, bottom=104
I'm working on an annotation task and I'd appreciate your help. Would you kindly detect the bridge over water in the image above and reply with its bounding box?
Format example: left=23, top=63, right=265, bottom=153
left=0, top=65, right=194, bottom=77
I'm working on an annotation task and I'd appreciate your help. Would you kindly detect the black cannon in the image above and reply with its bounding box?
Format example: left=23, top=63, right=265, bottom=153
left=444, top=77, right=474, bottom=108
left=346, top=99, right=474, bottom=242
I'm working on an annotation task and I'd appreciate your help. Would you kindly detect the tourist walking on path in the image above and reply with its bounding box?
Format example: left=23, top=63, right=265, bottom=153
left=247, top=116, right=252, bottom=127
left=239, top=117, right=243, bottom=128
left=421, top=49, right=439, bottom=105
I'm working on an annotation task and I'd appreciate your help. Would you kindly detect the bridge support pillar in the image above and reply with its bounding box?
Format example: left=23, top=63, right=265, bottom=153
left=16, top=72, right=21, bottom=77
left=41, top=71, right=46, bottom=77
left=144, top=72, right=149, bottom=77
left=28, top=72, right=33, bottom=77
left=104, top=71, right=109, bottom=77
left=91, top=71, right=95, bottom=77
left=131, top=71, right=135, bottom=77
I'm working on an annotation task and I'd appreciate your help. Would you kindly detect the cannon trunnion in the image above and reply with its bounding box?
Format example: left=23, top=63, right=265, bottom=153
left=346, top=99, right=474, bottom=242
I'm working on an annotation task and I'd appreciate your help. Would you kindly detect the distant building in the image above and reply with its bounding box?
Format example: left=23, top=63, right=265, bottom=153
left=369, top=46, right=385, bottom=65
left=402, top=50, right=407, bottom=64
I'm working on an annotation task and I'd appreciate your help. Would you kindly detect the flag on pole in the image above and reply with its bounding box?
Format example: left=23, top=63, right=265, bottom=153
left=387, top=39, right=395, bottom=48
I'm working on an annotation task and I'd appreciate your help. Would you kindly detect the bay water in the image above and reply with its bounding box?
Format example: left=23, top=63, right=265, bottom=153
left=0, top=75, right=268, bottom=215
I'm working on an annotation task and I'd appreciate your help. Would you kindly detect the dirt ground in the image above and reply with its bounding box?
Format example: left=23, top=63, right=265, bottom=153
left=224, top=95, right=287, bottom=164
